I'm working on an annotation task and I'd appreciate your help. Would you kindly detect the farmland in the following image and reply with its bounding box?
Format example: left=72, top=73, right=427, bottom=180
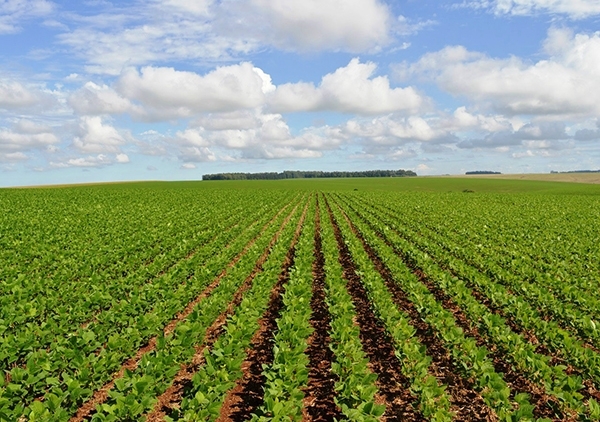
left=1, top=178, right=600, bottom=421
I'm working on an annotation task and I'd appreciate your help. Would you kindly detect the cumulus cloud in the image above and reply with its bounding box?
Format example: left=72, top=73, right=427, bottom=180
left=0, top=80, right=39, bottom=108
left=57, top=8, right=251, bottom=75
left=0, top=127, right=58, bottom=154
left=115, top=153, right=130, bottom=163
left=342, top=115, right=455, bottom=145
left=0, top=151, right=28, bottom=162
left=57, top=0, right=396, bottom=74
left=164, top=110, right=343, bottom=161
left=116, top=63, right=275, bottom=117
left=574, top=122, right=600, bottom=141
left=193, top=110, right=261, bottom=131
left=69, top=82, right=141, bottom=116
left=72, top=116, right=128, bottom=153
left=50, top=154, right=113, bottom=168
left=244, top=0, right=392, bottom=52
left=13, top=119, right=53, bottom=134
left=269, top=58, right=426, bottom=115
left=456, top=0, right=600, bottom=19
left=458, top=121, right=570, bottom=148
left=154, top=0, right=213, bottom=16
left=449, top=107, right=515, bottom=132
left=395, top=28, right=600, bottom=117
left=0, top=0, right=54, bottom=34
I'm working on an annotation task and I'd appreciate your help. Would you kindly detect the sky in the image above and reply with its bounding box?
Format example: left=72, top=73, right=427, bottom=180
left=1, top=0, right=600, bottom=187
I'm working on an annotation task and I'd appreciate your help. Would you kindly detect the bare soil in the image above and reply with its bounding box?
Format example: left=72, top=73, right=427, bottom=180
left=216, top=201, right=309, bottom=421
left=302, top=198, right=344, bottom=422
left=71, top=199, right=300, bottom=421
left=325, top=198, right=423, bottom=422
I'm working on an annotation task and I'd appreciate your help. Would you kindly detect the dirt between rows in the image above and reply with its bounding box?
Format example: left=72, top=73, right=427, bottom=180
left=70, top=198, right=300, bottom=422
left=360, top=196, right=600, bottom=415
left=216, top=200, right=309, bottom=421
left=325, top=197, right=423, bottom=422
left=341, top=199, right=569, bottom=421
left=147, top=199, right=307, bottom=421
left=302, top=199, right=345, bottom=422
left=332, top=198, right=497, bottom=421
left=402, top=215, right=600, bottom=359
left=367, top=198, right=600, bottom=358
left=79, top=218, right=245, bottom=331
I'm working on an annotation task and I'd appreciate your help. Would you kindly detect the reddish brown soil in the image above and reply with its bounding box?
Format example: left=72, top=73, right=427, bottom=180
left=71, top=199, right=301, bottom=422
left=362, top=218, right=567, bottom=421
left=325, top=198, right=423, bottom=422
left=363, top=197, right=600, bottom=357
left=302, top=199, right=344, bottom=422
left=418, top=273, right=573, bottom=421
left=333, top=199, right=497, bottom=421
left=216, top=201, right=309, bottom=422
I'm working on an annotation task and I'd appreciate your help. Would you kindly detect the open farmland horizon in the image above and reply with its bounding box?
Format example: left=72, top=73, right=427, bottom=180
left=2, top=0, right=600, bottom=187
left=2, top=178, right=600, bottom=420
left=7, top=172, right=600, bottom=194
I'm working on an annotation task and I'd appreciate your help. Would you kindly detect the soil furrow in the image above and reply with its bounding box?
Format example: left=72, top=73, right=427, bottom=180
left=324, top=198, right=423, bottom=422
left=70, top=198, right=300, bottom=422
left=332, top=198, right=496, bottom=421
left=147, top=199, right=306, bottom=422
left=302, top=197, right=344, bottom=422
left=361, top=198, right=600, bottom=356
left=216, top=199, right=310, bottom=422
left=355, top=196, right=600, bottom=410
left=415, top=271, right=568, bottom=421
left=349, top=206, right=566, bottom=421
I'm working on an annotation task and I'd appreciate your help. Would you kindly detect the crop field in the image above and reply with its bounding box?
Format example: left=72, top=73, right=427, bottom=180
left=2, top=178, right=600, bottom=421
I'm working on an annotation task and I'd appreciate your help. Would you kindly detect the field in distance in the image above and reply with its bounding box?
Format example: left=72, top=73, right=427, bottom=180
left=447, top=171, right=600, bottom=185
left=1, top=177, right=600, bottom=421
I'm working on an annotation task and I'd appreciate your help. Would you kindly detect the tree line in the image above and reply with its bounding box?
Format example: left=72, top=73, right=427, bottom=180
left=202, top=169, right=417, bottom=180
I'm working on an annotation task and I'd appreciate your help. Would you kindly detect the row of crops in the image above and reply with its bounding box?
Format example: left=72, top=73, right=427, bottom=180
left=1, top=183, right=600, bottom=421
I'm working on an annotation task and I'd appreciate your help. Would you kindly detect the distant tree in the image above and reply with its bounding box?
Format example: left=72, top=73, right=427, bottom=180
left=202, top=169, right=417, bottom=180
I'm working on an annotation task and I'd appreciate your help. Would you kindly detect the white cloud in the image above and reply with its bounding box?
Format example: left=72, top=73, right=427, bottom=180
left=193, top=110, right=261, bottom=131
left=0, top=128, right=58, bottom=153
left=13, top=119, right=53, bottom=134
left=155, top=0, right=213, bottom=16
left=167, top=111, right=343, bottom=161
left=0, top=80, right=39, bottom=108
left=245, top=0, right=392, bottom=52
left=72, top=116, right=127, bottom=153
left=56, top=2, right=257, bottom=75
left=117, top=63, right=274, bottom=117
left=69, top=82, right=141, bottom=116
left=269, top=58, right=426, bottom=115
left=343, top=115, right=454, bottom=145
left=457, top=121, right=570, bottom=149
left=57, top=0, right=395, bottom=74
left=449, top=107, right=516, bottom=132
left=179, top=147, right=216, bottom=163
left=51, top=154, right=112, bottom=168
left=0, top=0, right=54, bottom=34
left=173, top=129, right=210, bottom=147
left=395, top=15, right=436, bottom=36
left=396, top=28, right=600, bottom=117
left=574, top=120, right=600, bottom=140
left=459, top=0, right=600, bottom=19
left=181, top=162, right=197, bottom=169
left=0, top=151, right=28, bottom=162
left=115, top=153, right=129, bottom=163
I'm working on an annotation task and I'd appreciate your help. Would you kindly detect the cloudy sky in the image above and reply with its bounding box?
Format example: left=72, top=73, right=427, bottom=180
left=1, top=0, right=600, bottom=186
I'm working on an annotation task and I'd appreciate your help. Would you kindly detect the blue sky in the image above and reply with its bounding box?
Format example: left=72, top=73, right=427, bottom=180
left=1, top=0, right=600, bottom=186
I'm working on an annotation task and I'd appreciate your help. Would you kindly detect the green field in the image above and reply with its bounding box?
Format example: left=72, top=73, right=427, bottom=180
left=2, top=178, right=600, bottom=421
